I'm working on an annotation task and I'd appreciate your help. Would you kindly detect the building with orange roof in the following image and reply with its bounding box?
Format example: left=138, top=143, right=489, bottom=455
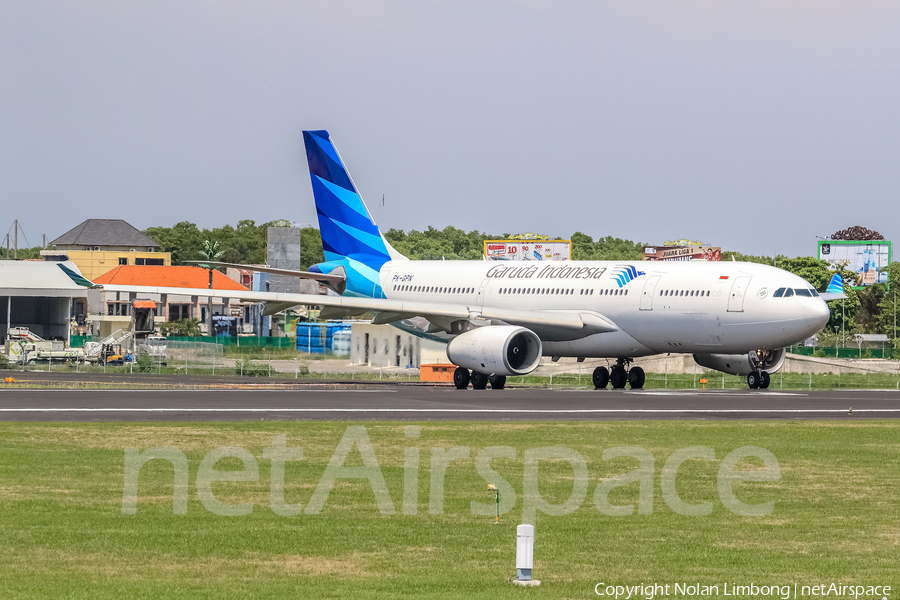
left=87, top=265, right=254, bottom=338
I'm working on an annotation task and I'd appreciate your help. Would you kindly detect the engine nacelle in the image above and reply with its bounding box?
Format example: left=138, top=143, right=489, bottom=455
left=446, top=326, right=542, bottom=376
left=693, top=348, right=786, bottom=376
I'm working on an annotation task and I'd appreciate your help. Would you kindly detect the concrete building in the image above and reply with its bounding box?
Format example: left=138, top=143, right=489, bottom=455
left=349, top=322, right=449, bottom=369
left=88, top=265, right=250, bottom=338
left=44, top=219, right=171, bottom=280
left=0, top=261, right=89, bottom=342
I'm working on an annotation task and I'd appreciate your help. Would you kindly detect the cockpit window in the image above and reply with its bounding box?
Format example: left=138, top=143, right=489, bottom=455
left=783, top=288, right=794, bottom=297
left=773, top=288, right=786, bottom=298
left=794, top=289, right=812, bottom=297
left=811, top=289, right=819, bottom=297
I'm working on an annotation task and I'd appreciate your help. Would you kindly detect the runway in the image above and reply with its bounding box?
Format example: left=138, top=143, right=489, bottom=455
left=1, top=383, right=899, bottom=421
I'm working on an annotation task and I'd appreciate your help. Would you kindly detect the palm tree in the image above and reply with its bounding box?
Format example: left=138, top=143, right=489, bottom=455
left=198, top=240, right=224, bottom=262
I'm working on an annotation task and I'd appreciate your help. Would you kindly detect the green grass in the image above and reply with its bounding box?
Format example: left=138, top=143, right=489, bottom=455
left=0, top=421, right=897, bottom=599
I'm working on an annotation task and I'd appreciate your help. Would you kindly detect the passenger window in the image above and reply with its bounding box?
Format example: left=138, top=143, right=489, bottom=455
left=783, top=288, right=794, bottom=297
left=773, top=288, right=785, bottom=297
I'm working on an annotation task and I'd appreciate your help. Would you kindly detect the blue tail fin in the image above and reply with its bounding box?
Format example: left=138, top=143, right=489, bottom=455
left=302, top=130, right=404, bottom=298
left=826, top=274, right=844, bottom=294
left=303, top=131, right=403, bottom=267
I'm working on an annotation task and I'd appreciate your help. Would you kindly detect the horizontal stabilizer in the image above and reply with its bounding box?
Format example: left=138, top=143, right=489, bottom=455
left=186, top=261, right=345, bottom=283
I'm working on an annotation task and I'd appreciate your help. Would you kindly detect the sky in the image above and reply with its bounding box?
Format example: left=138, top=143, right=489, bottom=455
left=2, top=1, right=899, bottom=257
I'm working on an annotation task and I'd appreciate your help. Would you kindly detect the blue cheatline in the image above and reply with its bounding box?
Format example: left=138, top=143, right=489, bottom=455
left=302, top=130, right=405, bottom=298
left=826, top=274, right=844, bottom=294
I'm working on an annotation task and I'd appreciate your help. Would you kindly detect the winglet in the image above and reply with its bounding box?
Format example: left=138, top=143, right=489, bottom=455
left=819, top=273, right=847, bottom=301
left=826, top=274, right=844, bottom=294
left=57, top=262, right=101, bottom=288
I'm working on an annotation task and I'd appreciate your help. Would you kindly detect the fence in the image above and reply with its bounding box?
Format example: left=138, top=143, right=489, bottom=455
left=69, top=336, right=297, bottom=349
left=786, top=346, right=895, bottom=359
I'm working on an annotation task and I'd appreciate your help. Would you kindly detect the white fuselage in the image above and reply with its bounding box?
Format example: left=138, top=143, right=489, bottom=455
left=379, top=259, right=830, bottom=358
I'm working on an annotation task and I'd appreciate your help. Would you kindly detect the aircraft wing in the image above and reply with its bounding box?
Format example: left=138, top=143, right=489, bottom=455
left=101, top=284, right=618, bottom=335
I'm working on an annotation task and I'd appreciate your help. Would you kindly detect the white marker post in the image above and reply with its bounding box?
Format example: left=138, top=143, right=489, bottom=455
left=513, top=524, right=540, bottom=586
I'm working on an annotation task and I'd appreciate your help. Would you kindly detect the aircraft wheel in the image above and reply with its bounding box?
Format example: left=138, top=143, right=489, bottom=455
left=747, top=372, right=760, bottom=389
left=628, top=366, right=645, bottom=389
left=759, top=371, right=771, bottom=389
left=453, top=367, right=470, bottom=389
left=471, top=371, right=489, bottom=390
left=489, top=375, right=506, bottom=390
left=592, top=366, right=610, bottom=389
left=610, top=366, right=628, bottom=389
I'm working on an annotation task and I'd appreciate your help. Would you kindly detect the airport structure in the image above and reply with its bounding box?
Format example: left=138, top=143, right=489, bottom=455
left=0, top=261, right=88, bottom=342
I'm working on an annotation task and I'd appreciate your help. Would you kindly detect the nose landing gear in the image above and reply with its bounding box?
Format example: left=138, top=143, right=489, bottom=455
left=593, top=359, right=644, bottom=390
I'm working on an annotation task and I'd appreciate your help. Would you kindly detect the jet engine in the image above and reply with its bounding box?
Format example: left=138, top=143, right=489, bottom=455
left=446, top=326, right=542, bottom=376
left=693, top=348, right=786, bottom=376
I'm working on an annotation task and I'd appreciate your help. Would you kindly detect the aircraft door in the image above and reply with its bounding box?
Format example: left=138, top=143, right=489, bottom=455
left=640, top=275, right=661, bottom=311
left=476, top=279, right=489, bottom=306
left=727, top=276, right=751, bottom=312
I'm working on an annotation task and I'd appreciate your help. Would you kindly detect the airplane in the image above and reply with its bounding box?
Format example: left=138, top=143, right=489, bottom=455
left=94, top=130, right=843, bottom=391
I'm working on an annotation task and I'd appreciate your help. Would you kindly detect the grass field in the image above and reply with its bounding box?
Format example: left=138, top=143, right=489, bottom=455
left=0, top=421, right=897, bottom=599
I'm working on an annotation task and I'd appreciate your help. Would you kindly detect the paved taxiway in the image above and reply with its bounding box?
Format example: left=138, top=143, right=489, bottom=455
left=0, top=380, right=898, bottom=421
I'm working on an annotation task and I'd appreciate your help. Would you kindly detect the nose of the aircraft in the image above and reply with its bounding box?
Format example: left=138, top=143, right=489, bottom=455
left=807, top=299, right=831, bottom=330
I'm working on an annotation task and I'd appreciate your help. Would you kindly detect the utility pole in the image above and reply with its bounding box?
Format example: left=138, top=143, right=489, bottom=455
left=842, top=299, right=845, bottom=348
left=13, top=219, right=18, bottom=260
left=207, top=267, right=214, bottom=338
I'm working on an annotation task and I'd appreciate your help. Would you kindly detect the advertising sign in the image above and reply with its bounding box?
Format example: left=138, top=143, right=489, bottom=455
left=484, top=240, right=570, bottom=261
left=818, top=240, right=891, bottom=288
left=643, top=246, right=721, bottom=261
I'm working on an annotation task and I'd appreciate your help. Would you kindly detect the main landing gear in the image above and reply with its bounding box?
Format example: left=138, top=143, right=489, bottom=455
left=746, top=349, right=772, bottom=389
left=453, top=367, right=505, bottom=390
left=593, top=359, right=644, bottom=390
left=746, top=370, right=771, bottom=389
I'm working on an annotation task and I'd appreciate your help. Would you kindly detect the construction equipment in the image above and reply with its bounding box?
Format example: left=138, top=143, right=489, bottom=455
left=5, top=328, right=82, bottom=365
left=82, top=329, right=133, bottom=364
left=4, top=327, right=137, bottom=365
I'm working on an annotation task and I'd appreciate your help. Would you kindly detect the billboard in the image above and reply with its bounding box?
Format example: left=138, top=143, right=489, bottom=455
left=484, top=240, right=570, bottom=261
left=818, top=240, right=891, bottom=288
left=643, top=246, right=721, bottom=261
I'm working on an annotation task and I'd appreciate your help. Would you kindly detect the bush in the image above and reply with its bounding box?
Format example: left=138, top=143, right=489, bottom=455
left=0, top=353, right=8, bottom=370
left=135, top=352, right=155, bottom=373
left=235, top=359, right=270, bottom=377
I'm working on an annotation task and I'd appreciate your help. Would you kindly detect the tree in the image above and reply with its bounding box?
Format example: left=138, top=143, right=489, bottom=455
left=198, top=239, right=224, bottom=262
left=876, top=262, right=900, bottom=339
